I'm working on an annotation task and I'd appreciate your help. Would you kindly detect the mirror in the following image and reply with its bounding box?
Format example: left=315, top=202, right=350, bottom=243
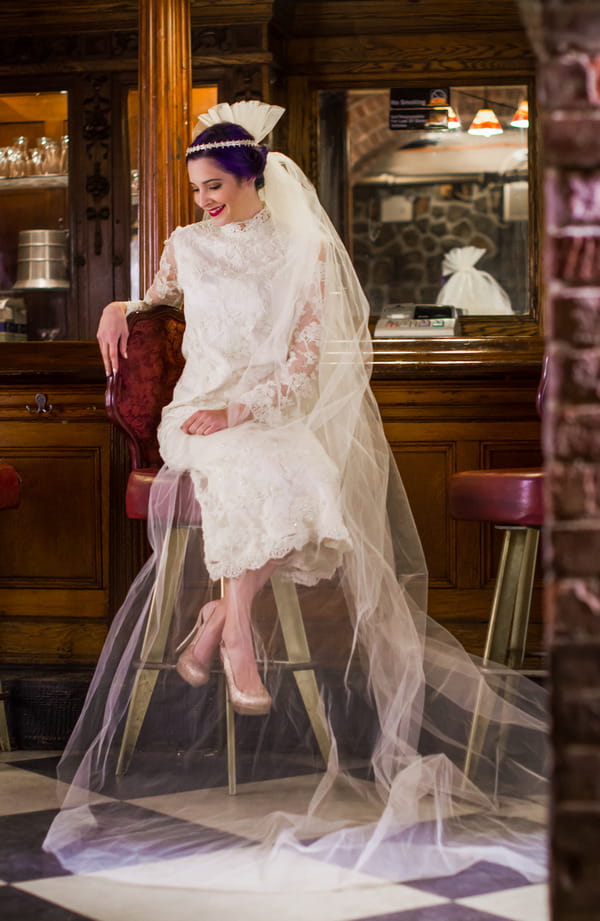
left=320, top=85, right=531, bottom=322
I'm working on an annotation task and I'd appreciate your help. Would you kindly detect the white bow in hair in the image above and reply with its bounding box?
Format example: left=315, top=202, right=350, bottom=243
left=192, top=100, right=285, bottom=143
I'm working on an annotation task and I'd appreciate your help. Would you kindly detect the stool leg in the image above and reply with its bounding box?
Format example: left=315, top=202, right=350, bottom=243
left=271, top=574, right=331, bottom=766
left=226, top=692, right=237, bottom=796
left=220, top=576, right=238, bottom=797
left=0, top=682, right=10, bottom=752
left=506, top=528, right=539, bottom=670
left=484, top=528, right=527, bottom=666
left=116, top=526, right=191, bottom=775
left=464, top=527, right=533, bottom=779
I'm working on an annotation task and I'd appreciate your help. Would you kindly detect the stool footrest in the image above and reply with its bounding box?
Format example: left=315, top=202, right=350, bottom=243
left=132, top=659, right=316, bottom=673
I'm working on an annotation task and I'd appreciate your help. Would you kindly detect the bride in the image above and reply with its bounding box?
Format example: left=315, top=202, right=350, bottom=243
left=44, top=100, right=548, bottom=892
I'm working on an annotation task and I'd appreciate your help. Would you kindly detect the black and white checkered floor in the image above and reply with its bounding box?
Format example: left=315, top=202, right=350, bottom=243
left=0, top=750, right=548, bottom=921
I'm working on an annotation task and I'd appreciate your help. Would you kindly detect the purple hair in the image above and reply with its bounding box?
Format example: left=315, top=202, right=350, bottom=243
left=186, top=122, right=268, bottom=189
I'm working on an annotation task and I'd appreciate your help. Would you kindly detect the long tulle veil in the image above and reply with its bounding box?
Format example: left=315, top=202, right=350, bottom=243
left=43, top=101, right=548, bottom=892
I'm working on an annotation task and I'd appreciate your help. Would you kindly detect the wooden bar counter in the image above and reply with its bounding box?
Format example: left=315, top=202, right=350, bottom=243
left=0, top=334, right=543, bottom=669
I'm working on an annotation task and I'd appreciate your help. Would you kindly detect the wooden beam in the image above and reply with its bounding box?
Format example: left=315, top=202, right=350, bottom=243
left=138, top=0, right=193, bottom=291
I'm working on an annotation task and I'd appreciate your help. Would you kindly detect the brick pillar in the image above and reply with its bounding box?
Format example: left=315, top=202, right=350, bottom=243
left=520, top=1, right=600, bottom=917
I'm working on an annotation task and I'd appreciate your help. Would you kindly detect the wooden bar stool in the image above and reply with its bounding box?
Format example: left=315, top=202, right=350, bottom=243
left=449, top=467, right=544, bottom=774
left=0, top=461, right=22, bottom=752
left=106, top=306, right=331, bottom=794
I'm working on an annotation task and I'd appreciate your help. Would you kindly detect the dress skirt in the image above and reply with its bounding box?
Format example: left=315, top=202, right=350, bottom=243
left=158, top=406, right=351, bottom=583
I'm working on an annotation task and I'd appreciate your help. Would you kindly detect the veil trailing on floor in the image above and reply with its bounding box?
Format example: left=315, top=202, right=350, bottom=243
left=43, top=101, right=548, bottom=892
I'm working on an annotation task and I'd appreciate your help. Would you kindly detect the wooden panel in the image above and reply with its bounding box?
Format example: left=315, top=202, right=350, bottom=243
left=288, top=31, right=533, bottom=78
left=0, top=414, right=111, bottom=664
left=0, top=615, right=108, bottom=665
left=0, top=447, right=103, bottom=585
left=387, top=440, right=455, bottom=586
left=286, top=0, right=525, bottom=36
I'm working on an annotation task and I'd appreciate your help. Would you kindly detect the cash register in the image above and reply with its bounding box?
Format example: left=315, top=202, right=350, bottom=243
left=374, top=303, right=461, bottom=338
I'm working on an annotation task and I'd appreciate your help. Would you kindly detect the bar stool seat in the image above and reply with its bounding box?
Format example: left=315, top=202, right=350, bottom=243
left=449, top=468, right=544, bottom=529
left=125, top=466, right=202, bottom=524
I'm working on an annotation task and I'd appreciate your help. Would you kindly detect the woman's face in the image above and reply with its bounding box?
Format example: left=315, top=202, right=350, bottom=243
left=187, top=157, right=260, bottom=226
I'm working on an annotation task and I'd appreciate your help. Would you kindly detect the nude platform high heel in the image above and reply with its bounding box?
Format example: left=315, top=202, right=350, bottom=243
left=175, top=601, right=220, bottom=687
left=219, top=642, right=272, bottom=716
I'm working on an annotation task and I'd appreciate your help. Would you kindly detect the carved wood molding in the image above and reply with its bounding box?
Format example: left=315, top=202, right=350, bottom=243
left=0, top=32, right=138, bottom=71
left=82, top=75, right=111, bottom=259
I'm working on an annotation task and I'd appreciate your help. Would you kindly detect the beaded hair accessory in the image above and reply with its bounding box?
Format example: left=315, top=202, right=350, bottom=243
left=186, top=139, right=260, bottom=156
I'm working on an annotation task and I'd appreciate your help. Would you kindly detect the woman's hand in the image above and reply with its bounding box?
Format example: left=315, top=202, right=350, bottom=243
left=97, top=301, right=129, bottom=376
left=181, top=408, right=229, bottom=436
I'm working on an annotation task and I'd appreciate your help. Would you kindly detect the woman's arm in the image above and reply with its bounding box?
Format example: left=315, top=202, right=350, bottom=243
left=97, top=235, right=183, bottom=375
left=232, top=281, right=323, bottom=427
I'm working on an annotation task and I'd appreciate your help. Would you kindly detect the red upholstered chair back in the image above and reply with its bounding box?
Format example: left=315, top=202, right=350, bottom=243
left=106, top=306, right=186, bottom=470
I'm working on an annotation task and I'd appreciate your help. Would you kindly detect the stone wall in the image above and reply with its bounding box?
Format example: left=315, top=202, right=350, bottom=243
left=352, top=180, right=528, bottom=314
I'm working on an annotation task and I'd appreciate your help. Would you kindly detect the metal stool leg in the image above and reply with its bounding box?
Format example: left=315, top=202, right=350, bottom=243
left=0, top=681, right=10, bottom=752
left=116, top=525, right=192, bottom=775
left=271, top=574, right=331, bottom=766
left=507, top=528, right=539, bottom=669
left=464, top=526, right=539, bottom=778
left=484, top=528, right=528, bottom=665
left=222, top=575, right=330, bottom=795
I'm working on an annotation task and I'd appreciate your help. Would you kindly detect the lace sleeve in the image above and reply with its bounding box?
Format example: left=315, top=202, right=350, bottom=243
left=126, top=235, right=184, bottom=314
left=239, top=268, right=324, bottom=426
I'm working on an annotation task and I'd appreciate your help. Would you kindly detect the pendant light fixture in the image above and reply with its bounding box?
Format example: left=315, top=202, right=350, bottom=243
left=510, top=99, right=529, bottom=128
left=468, top=106, right=503, bottom=137
left=446, top=106, right=461, bottom=130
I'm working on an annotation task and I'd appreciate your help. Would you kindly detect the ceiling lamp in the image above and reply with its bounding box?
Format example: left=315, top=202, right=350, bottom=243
left=510, top=99, right=529, bottom=128
left=468, top=107, right=503, bottom=137
left=446, top=106, right=461, bottom=130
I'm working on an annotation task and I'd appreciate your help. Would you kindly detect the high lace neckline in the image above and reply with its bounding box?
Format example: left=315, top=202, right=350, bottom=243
left=218, top=206, right=270, bottom=235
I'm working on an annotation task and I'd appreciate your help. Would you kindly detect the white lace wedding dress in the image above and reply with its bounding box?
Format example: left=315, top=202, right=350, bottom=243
left=129, top=207, right=350, bottom=582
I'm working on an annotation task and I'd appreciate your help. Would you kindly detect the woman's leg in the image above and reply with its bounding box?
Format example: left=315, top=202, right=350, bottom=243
left=221, top=559, right=279, bottom=695
left=188, top=558, right=278, bottom=694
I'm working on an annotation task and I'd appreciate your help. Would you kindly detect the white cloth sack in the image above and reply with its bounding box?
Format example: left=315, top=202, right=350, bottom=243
left=437, top=246, right=513, bottom=315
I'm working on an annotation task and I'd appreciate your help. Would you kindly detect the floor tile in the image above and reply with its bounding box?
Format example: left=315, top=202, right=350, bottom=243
left=0, top=764, right=74, bottom=817
left=0, top=809, right=70, bottom=883
left=129, top=771, right=381, bottom=839
left=0, top=885, right=92, bottom=921
left=457, top=883, right=549, bottom=921
left=355, top=905, right=511, bottom=920
left=19, top=874, right=447, bottom=921
left=404, top=860, right=529, bottom=898
left=42, top=799, right=246, bottom=873
left=86, top=841, right=399, bottom=891
left=0, top=886, right=94, bottom=921
left=0, top=751, right=62, bottom=764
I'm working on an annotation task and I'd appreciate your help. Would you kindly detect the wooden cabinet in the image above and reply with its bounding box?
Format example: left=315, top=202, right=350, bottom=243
left=0, top=344, right=113, bottom=666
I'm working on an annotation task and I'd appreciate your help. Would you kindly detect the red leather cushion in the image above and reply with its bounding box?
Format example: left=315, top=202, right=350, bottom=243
left=448, top=468, right=544, bottom=527
left=0, top=463, right=21, bottom=510
left=125, top=467, right=160, bottom=519
left=125, top=468, right=202, bottom=526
